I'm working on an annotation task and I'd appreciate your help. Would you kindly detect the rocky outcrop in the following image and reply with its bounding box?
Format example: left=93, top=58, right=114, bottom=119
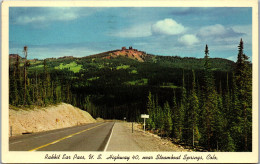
left=103, top=47, right=147, bottom=62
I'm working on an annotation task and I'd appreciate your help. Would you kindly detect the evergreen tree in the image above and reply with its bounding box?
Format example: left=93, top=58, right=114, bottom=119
left=202, top=44, right=218, bottom=150
left=172, top=92, right=180, bottom=140
left=15, top=55, right=23, bottom=105
left=34, top=70, right=41, bottom=105
left=43, top=59, right=47, bottom=105
left=176, top=101, right=185, bottom=142
left=146, top=91, right=153, bottom=130
left=181, top=69, right=189, bottom=143
left=233, top=38, right=252, bottom=151
left=157, top=105, right=164, bottom=136
left=223, top=73, right=231, bottom=120
left=154, top=95, right=160, bottom=130
left=151, top=97, right=156, bottom=130
left=9, top=57, right=19, bottom=105
left=163, top=101, right=172, bottom=137
left=23, top=46, right=31, bottom=105
left=188, top=70, right=200, bottom=146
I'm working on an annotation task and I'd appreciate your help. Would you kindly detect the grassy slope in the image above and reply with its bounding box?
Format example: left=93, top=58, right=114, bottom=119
left=54, top=61, right=83, bottom=73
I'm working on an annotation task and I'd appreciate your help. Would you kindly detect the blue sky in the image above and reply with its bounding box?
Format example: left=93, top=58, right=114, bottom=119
left=9, top=7, right=252, bottom=61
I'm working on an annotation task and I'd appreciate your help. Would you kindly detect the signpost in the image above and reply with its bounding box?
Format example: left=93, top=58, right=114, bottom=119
left=141, top=114, right=149, bottom=132
left=132, top=122, right=133, bottom=133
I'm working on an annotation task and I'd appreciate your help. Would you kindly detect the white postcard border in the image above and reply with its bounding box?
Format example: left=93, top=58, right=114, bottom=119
left=1, top=0, right=258, bottom=163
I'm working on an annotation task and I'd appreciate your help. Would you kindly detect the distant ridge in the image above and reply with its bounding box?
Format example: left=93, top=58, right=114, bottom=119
left=9, top=47, right=236, bottom=71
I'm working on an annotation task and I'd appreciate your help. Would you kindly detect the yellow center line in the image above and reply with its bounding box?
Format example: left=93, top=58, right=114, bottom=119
left=29, top=122, right=107, bottom=151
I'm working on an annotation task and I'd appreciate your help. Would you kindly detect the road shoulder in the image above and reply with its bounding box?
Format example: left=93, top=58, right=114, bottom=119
left=106, top=122, right=190, bottom=152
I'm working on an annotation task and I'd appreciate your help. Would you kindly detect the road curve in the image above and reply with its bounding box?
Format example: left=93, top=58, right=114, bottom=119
left=9, top=122, right=114, bottom=151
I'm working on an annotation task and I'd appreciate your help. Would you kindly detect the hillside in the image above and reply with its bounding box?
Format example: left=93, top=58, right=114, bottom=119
left=9, top=47, right=236, bottom=122
left=9, top=103, right=96, bottom=136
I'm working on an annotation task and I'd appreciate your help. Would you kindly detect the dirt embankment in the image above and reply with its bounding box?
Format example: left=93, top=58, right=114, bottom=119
left=9, top=103, right=96, bottom=136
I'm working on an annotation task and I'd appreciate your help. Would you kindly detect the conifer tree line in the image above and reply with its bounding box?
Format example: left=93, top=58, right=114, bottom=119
left=9, top=52, right=73, bottom=107
left=145, top=39, right=252, bottom=152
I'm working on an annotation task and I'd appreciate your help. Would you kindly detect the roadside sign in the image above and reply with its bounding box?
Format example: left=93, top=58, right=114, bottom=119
left=141, top=114, right=149, bottom=132
left=141, top=114, right=149, bottom=118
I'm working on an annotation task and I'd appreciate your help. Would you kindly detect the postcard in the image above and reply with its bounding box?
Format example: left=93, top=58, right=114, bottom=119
left=1, top=0, right=258, bottom=163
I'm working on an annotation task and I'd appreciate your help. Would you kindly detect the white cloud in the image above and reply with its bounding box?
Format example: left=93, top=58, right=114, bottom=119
left=197, top=24, right=242, bottom=38
left=195, top=24, right=251, bottom=56
left=198, top=24, right=226, bottom=37
left=232, top=25, right=252, bottom=43
left=232, top=25, right=251, bottom=34
left=16, top=16, right=46, bottom=24
left=151, top=18, right=186, bottom=35
left=12, top=8, right=103, bottom=25
left=15, top=9, right=80, bottom=25
left=110, top=18, right=186, bottom=38
left=110, top=23, right=152, bottom=38
left=178, top=34, right=199, bottom=46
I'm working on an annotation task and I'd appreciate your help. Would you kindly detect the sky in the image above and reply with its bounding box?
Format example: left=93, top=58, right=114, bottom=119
left=9, top=7, right=252, bottom=61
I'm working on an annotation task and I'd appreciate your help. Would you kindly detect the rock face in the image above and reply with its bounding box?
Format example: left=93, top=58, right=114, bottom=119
left=103, top=47, right=147, bottom=62
left=9, top=103, right=96, bottom=136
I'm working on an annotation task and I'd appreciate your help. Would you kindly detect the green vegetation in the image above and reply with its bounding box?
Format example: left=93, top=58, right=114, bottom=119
left=34, top=64, right=44, bottom=68
left=55, top=61, right=83, bottom=73
left=145, top=40, right=252, bottom=152
left=124, top=78, right=148, bottom=85
left=160, top=83, right=179, bottom=89
left=131, top=70, right=138, bottom=74
left=116, top=65, right=130, bottom=70
left=87, top=77, right=100, bottom=81
left=29, top=60, right=41, bottom=65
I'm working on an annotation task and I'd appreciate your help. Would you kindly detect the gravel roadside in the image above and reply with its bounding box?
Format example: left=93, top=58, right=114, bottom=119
left=106, top=122, right=191, bottom=152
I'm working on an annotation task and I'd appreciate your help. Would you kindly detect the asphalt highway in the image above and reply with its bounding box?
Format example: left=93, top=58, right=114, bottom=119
left=9, top=122, right=114, bottom=151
